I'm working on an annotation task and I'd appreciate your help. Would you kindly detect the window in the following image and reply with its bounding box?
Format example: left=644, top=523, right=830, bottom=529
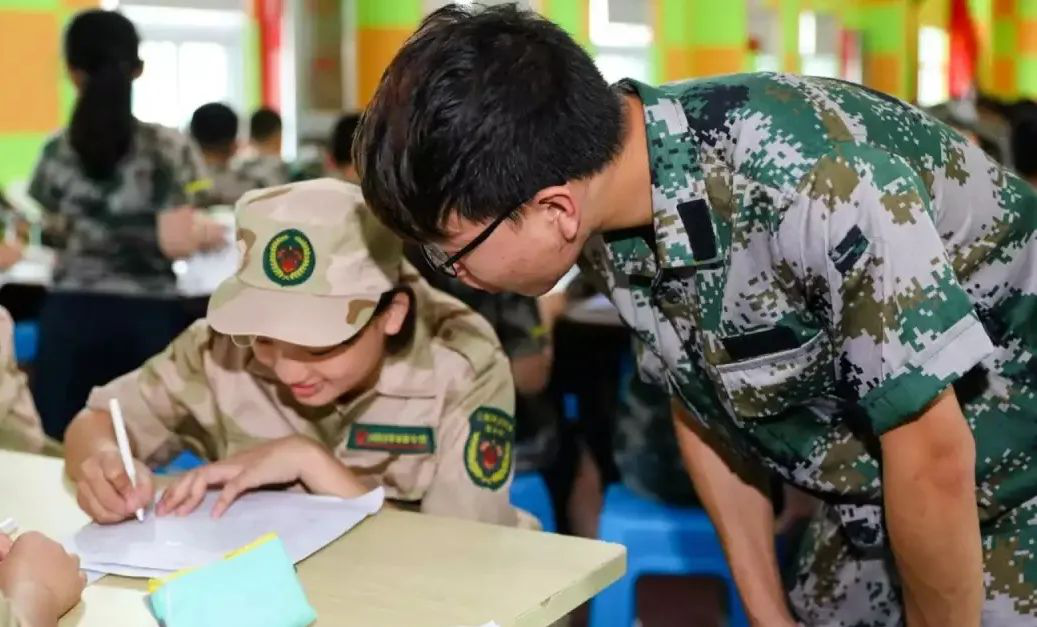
left=121, top=4, right=246, bottom=130
left=918, top=26, right=950, bottom=106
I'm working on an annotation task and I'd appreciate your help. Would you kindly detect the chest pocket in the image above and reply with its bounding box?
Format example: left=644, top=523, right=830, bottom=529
left=712, top=327, right=836, bottom=420
left=338, top=397, right=439, bottom=503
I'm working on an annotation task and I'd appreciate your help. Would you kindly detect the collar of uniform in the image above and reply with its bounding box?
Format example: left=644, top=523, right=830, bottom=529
left=615, top=78, right=722, bottom=271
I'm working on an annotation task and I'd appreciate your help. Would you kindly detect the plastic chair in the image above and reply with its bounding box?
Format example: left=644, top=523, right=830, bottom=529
left=12, top=320, right=38, bottom=365
left=509, top=471, right=556, bottom=533
left=154, top=449, right=205, bottom=476
left=589, top=483, right=748, bottom=627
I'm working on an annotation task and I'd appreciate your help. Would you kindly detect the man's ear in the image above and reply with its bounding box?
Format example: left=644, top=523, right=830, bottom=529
left=530, top=184, right=580, bottom=242
left=380, top=291, right=411, bottom=337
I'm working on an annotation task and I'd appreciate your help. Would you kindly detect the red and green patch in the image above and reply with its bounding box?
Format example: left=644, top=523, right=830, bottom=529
left=263, top=228, right=315, bottom=286
left=464, top=407, right=514, bottom=490
left=347, top=424, right=435, bottom=454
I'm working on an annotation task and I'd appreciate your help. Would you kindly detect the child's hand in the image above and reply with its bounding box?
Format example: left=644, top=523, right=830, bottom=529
left=157, top=436, right=321, bottom=518
left=0, top=531, right=86, bottom=626
left=73, top=449, right=155, bottom=524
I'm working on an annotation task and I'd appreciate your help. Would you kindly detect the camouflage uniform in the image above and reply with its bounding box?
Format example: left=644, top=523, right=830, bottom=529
left=0, top=306, right=59, bottom=456
left=200, top=163, right=257, bottom=208
left=411, top=253, right=557, bottom=472
left=232, top=153, right=290, bottom=190
left=87, top=179, right=523, bottom=526
left=28, top=122, right=205, bottom=295
left=580, top=73, right=1037, bottom=623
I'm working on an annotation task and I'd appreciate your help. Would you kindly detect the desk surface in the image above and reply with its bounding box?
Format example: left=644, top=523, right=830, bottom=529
left=1, top=450, right=625, bottom=627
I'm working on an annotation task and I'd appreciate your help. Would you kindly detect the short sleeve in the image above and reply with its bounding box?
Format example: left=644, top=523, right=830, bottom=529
left=782, top=146, right=994, bottom=434
left=421, top=322, right=522, bottom=526
left=85, top=321, right=219, bottom=466
left=157, top=127, right=207, bottom=207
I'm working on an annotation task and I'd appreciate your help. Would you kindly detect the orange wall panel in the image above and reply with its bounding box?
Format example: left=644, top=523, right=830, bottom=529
left=0, top=11, right=61, bottom=133
left=356, top=27, right=413, bottom=108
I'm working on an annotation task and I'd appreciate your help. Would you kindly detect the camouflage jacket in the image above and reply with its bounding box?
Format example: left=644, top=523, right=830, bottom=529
left=231, top=153, right=290, bottom=191
left=28, top=122, right=205, bottom=295
left=87, top=269, right=522, bottom=526
left=581, top=74, right=1037, bottom=545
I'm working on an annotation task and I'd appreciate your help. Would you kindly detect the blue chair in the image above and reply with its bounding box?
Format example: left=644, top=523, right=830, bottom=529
left=154, top=450, right=205, bottom=475
left=589, top=483, right=748, bottom=627
left=12, top=321, right=38, bottom=365
left=509, top=471, right=556, bottom=533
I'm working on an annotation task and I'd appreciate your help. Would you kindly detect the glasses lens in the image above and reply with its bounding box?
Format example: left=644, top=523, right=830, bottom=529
left=422, top=244, right=457, bottom=276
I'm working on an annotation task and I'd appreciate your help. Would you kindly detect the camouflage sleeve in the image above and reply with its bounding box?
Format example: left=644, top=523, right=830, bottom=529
left=421, top=315, right=521, bottom=526
left=784, top=145, right=994, bottom=434
left=161, top=128, right=208, bottom=207
left=85, top=321, right=218, bottom=466
left=493, top=293, right=549, bottom=360
left=27, top=138, right=60, bottom=213
left=0, top=308, right=60, bottom=456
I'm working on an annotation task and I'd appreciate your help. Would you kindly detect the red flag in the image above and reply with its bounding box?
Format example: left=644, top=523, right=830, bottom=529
left=949, top=0, right=979, bottom=98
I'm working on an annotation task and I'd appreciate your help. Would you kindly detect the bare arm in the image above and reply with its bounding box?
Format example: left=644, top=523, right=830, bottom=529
left=672, top=400, right=795, bottom=626
left=881, top=387, right=982, bottom=627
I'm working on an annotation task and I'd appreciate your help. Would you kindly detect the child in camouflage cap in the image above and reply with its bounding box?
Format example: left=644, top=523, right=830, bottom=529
left=63, top=178, right=523, bottom=527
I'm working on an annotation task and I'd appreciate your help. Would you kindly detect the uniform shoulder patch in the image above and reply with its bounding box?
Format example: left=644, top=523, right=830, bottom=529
left=464, top=406, right=514, bottom=490
left=347, top=424, right=435, bottom=454
left=263, top=228, right=315, bottom=286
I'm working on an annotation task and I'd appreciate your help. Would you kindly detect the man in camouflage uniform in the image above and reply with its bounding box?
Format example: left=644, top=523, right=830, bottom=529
left=63, top=179, right=524, bottom=527
left=231, top=107, right=290, bottom=190
left=354, top=5, right=1037, bottom=625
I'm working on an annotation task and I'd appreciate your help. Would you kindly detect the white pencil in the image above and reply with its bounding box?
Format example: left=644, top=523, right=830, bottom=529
left=109, top=399, right=144, bottom=522
left=0, top=516, right=16, bottom=536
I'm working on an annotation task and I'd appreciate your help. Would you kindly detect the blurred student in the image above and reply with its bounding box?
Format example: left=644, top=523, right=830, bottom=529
left=0, top=305, right=58, bottom=456
left=233, top=107, right=289, bottom=189
left=327, top=113, right=361, bottom=182
left=0, top=532, right=85, bottom=627
left=27, top=10, right=225, bottom=438
left=188, top=102, right=253, bottom=206
left=64, top=179, right=525, bottom=528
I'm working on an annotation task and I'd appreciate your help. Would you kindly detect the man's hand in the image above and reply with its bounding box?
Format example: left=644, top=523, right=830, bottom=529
left=73, top=448, right=155, bottom=524
left=882, top=387, right=982, bottom=627
left=157, top=206, right=228, bottom=259
left=0, top=531, right=86, bottom=627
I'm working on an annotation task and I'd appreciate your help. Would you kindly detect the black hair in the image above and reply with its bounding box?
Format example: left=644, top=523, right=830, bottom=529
left=190, top=102, right=239, bottom=155
left=329, top=113, right=361, bottom=167
left=249, top=107, right=282, bottom=143
left=65, top=10, right=142, bottom=180
left=1011, top=102, right=1037, bottom=178
left=355, top=3, right=623, bottom=242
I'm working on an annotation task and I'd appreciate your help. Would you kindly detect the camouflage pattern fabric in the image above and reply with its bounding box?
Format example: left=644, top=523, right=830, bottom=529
left=232, top=153, right=290, bottom=191
left=0, top=306, right=59, bottom=456
left=790, top=497, right=1037, bottom=625
left=579, top=72, right=1037, bottom=618
left=28, top=123, right=205, bottom=295
left=410, top=246, right=558, bottom=471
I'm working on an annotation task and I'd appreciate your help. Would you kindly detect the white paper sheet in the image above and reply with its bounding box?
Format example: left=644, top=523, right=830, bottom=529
left=69, top=488, right=383, bottom=579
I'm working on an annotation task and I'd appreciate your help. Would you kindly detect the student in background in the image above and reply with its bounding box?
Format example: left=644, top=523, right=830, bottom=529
left=188, top=102, right=253, bottom=206
left=233, top=107, right=289, bottom=189
left=327, top=113, right=361, bottom=182
left=64, top=179, right=526, bottom=528
left=28, top=10, right=225, bottom=439
left=0, top=531, right=85, bottom=627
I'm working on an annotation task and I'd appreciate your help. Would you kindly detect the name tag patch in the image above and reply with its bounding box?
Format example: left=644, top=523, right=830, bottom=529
left=347, top=424, right=435, bottom=454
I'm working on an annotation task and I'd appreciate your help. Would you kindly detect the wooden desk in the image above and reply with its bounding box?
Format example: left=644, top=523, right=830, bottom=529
left=0, top=450, right=625, bottom=626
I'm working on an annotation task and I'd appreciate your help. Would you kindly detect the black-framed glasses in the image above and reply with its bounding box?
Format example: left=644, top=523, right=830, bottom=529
left=422, top=207, right=516, bottom=277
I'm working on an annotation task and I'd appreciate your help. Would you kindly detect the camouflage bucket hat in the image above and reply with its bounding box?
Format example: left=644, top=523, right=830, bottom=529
left=207, top=178, right=403, bottom=347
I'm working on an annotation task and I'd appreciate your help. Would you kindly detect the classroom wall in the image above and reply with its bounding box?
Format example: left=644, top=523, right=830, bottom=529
left=0, top=0, right=97, bottom=189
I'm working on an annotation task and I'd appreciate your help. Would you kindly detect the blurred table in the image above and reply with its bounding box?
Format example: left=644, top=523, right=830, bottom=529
left=1, top=450, right=626, bottom=627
